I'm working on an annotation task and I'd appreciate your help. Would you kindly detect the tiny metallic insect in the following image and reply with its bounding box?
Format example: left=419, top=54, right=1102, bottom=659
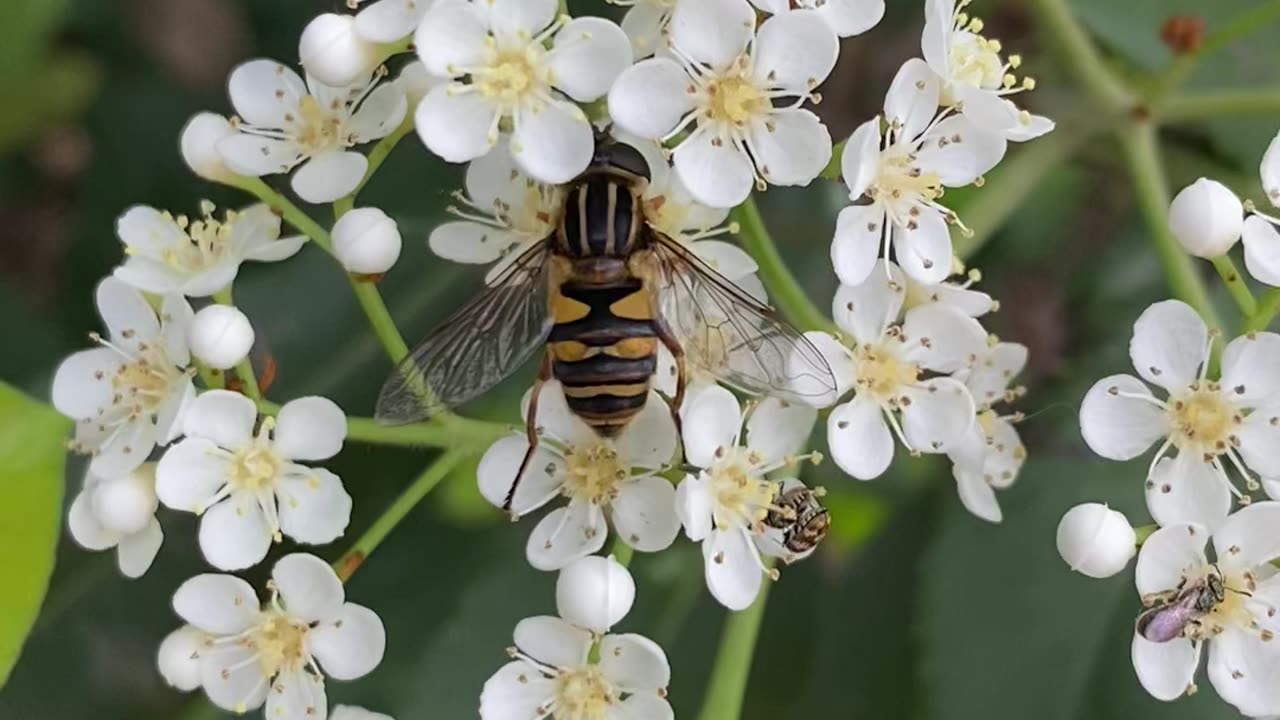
left=765, top=484, right=831, bottom=558
left=1135, top=567, right=1227, bottom=643
left=376, top=132, right=839, bottom=510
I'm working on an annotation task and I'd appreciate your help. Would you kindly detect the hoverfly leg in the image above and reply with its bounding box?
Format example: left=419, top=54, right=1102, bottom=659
left=654, top=316, right=686, bottom=437
left=504, top=353, right=553, bottom=513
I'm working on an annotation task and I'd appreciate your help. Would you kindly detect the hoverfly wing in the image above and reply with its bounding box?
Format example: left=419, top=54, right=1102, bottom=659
left=649, top=233, right=839, bottom=406
left=375, top=242, right=554, bottom=425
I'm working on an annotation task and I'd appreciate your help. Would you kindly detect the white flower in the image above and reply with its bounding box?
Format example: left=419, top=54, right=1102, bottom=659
left=922, top=0, right=1053, bottom=141
left=947, top=341, right=1027, bottom=523
left=1263, top=130, right=1280, bottom=207
left=1079, top=300, right=1280, bottom=530
left=189, top=304, right=255, bottom=371
left=808, top=261, right=983, bottom=481
left=749, top=0, right=885, bottom=38
left=114, top=202, right=304, bottom=297
left=1239, top=134, right=1280, bottom=286
left=332, top=207, right=403, bottom=274
left=333, top=707, right=394, bottom=720
left=299, top=14, right=383, bottom=88
left=675, top=385, right=819, bottom=610
left=477, top=382, right=680, bottom=570
left=616, top=0, right=675, bottom=59
left=158, top=624, right=208, bottom=691
left=180, top=113, right=238, bottom=183
left=414, top=0, right=631, bottom=183
left=608, top=0, right=838, bottom=208
left=52, top=278, right=195, bottom=477
left=429, top=138, right=564, bottom=282
left=156, top=390, right=352, bottom=571
left=902, top=266, right=995, bottom=317
left=1055, top=502, right=1136, bottom=579
left=832, top=59, right=1006, bottom=286
left=555, top=555, right=636, bottom=634
left=1168, top=178, right=1243, bottom=259
left=1131, top=504, right=1280, bottom=715
left=67, top=465, right=165, bottom=578
left=218, top=59, right=408, bottom=203
left=480, top=615, right=671, bottom=720
left=354, top=0, right=432, bottom=43
left=173, top=554, right=386, bottom=717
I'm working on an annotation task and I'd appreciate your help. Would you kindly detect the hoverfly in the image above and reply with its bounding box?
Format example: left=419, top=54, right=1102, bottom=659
left=764, top=483, right=830, bottom=559
left=376, top=134, right=838, bottom=508
left=1136, top=567, right=1227, bottom=643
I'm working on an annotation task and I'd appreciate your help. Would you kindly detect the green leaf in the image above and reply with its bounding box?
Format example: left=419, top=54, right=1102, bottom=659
left=0, top=382, right=69, bottom=687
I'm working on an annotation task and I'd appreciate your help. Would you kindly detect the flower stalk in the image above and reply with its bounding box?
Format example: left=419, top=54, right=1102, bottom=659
left=732, top=198, right=831, bottom=332
left=695, top=559, right=774, bottom=720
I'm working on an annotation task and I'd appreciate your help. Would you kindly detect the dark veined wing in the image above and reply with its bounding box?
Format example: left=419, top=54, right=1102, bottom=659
left=650, top=232, right=838, bottom=405
left=375, top=243, right=554, bottom=424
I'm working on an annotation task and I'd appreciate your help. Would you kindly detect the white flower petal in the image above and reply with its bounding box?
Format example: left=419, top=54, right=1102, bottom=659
left=901, top=377, right=974, bottom=452
left=817, top=0, right=885, bottom=37
left=155, top=438, right=231, bottom=512
left=1146, top=453, right=1231, bottom=531
left=921, top=0, right=952, bottom=77
left=485, top=0, right=556, bottom=41
left=157, top=624, right=206, bottom=692
left=608, top=58, right=696, bottom=140
left=964, top=342, right=1027, bottom=407
left=613, top=694, right=675, bottom=720
left=746, top=397, right=817, bottom=465
left=200, top=644, right=269, bottom=712
left=831, top=259, right=906, bottom=344
left=273, top=396, right=347, bottom=461
left=1078, top=374, right=1168, bottom=461
left=414, top=0, right=489, bottom=77
left=1212, top=501, right=1280, bottom=570
left=183, top=389, right=257, bottom=449
left=309, top=603, right=386, bottom=680
left=1243, top=215, right=1280, bottom=287
left=68, top=488, right=119, bottom=551
left=953, top=462, right=1002, bottom=523
left=703, top=528, right=764, bottom=611
left=524, top=380, right=595, bottom=446
left=116, top=518, right=164, bottom=578
left=900, top=304, right=987, bottom=374
left=272, top=552, right=344, bottom=623
left=1221, top=331, right=1280, bottom=406
left=480, top=662, right=557, bottom=720
left=525, top=501, right=608, bottom=571
left=1132, top=633, right=1201, bottom=702
left=803, top=331, right=855, bottom=399
left=333, top=706, right=395, bottom=720
left=514, top=615, right=592, bottom=667
left=429, top=222, right=523, bottom=265
left=198, top=497, right=272, bottom=571
left=669, top=0, right=755, bottom=69
left=748, top=109, right=831, bottom=186
left=841, top=118, right=882, bottom=198
left=476, top=435, right=565, bottom=515
left=675, top=473, right=713, bottom=541
left=1207, top=626, right=1280, bottom=716
left=1168, top=178, right=1243, bottom=259
left=511, top=99, right=594, bottom=185
left=227, top=59, right=307, bottom=127
left=355, top=0, right=427, bottom=42
left=159, top=293, right=194, bottom=366
left=546, top=17, right=632, bottom=102
left=1237, top=409, right=1280, bottom=477
left=681, top=384, right=742, bottom=467
left=1264, top=131, right=1280, bottom=208
left=827, top=397, right=893, bottom=480
left=953, top=84, right=1018, bottom=134
left=277, top=468, right=352, bottom=546
left=673, top=129, right=754, bottom=209
left=1135, top=523, right=1208, bottom=597
left=892, top=209, right=952, bottom=285
left=1130, top=300, right=1209, bottom=392
left=172, top=573, right=259, bottom=634
left=751, top=12, right=838, bottom=90
left=614, top=392, right=677, bottom=468
left=415, top=84, right=498, bottom=163
left=97, top=277, right=160, bottom=350
left=350, top=84, right=408, bottom=143
left=831, top=204, right=886, bottom=287
left=290, top=151, right=366, bottom=203
left=1006, top=109, right=1055, bottom=142
left=916, top=115, right=1008, bottom=186
left=690, top=240, right=756, bottom=279
left=89, top=417, right=159, bottom=478
left=599, top=633, right=670, bottom=692
left=612, top=476, right=680, bottom=552
left=216, top=134, right=299, bottom=177
left=266, top=670, right=327, bottom=720
left=51, top=348, right=121, bottom=420
left=884, top=58, right=940, bottom=142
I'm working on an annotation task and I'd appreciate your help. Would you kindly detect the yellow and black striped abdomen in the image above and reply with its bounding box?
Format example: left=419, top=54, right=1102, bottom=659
left=548, top=275, right=657, bottom=436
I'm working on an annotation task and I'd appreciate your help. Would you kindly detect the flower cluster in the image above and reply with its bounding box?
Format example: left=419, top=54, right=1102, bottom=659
left=1062, top=126, right=1280, bottom=716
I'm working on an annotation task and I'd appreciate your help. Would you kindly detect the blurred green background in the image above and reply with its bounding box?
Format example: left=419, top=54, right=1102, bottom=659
left=1, top=0, right=1277, bottom=718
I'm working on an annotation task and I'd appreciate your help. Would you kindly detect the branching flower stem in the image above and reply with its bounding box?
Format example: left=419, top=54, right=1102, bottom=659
left=255, top=399, right=512, bottom=449
left=732, top=198, right=832, bottom=332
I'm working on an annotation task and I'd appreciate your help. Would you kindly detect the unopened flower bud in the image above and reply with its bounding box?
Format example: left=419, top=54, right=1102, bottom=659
left=157, top=625, right=205, bottom=692
left=555, top=555, right=635, bottom=633
left=299, top=13, right=381, bottom=88
left=1056, top=503, right=1136, bottom=579
left=93, top=465, right=158, bottom=535
left=1168, top=178, right=1243, bottom=258
left=333, top=207, right=402, bottom=274
left=180, top=113, right=237, bottom=183
left=189, top=304, right=255, bottom=371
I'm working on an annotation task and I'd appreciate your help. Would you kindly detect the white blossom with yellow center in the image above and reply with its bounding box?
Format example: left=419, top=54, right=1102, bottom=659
left=675, top=385, right=821, bottom=610
left=477, top=381, right=680, bottom=571
left=52, top=278, right=196, bottom=478
left=156, top=390, right=352, bottom=571
left=216, top=59, right=408, bottom=203
left=749, top=0, right=885, bottom=38
left=922, top=0, right=1055, bottom=142
left=113, top=203, right=305, bottom=297
left=807, top=261, right=985, bottom=483
left=171, top=554, right=386, bottom=719
left=414, top=0, right=631, bottom=184
left=947, top=341, right=1028, bottom=523
left=429, top=138, right=565, bottom=283
left=480, top=613, right=671, bottom=720
left=1131, top=505, right=1280, bottom=715
left=834, top=59, right=1007, bottom=287
left=1081, top=300, right=1280, bottom=531
left=609, top=0, right=839, bottom=209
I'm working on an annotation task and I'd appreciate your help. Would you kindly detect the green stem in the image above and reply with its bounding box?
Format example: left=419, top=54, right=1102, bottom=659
left=1027, top=0, right=1132, bottom=113
left=334, top=450, right=468, bottom=581
left=340, top=120, right=415, bottom=211
left=695, top=564, right=773, bottom=720
left=231, top=177, right=334, bottom=253
left=1134, top=523, right=1157, bottom=547
left=1211, top=255, right=1257, bottom=317
left=732, top=197, right=831, bottom=332
left=256, top=399, right=512, bottom=448
left=1118, top=123, right=1222, bottom=332
left=194, top=361, right=223, bottom=391
left=212, top=288, right=261, bottom=399
left=1156, top=0, right=1280, bottom=93
left=1159, top=90, right=1280, bottom=123
left=608, top=538, right=635, bottom=567
left=1246, top=288, right=1280, bottom=331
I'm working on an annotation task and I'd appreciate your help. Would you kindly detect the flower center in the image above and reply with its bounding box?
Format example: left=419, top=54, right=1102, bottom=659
left=1168, top=384, right=1241, bottom=455
left=705, top=69, right=767, bottom=127
left=854, top=341, right=920, bottom=405
left=948, top=31, right=1005, bottom=90
left=112, top=352, right=179, bottom=415
left=475, top=49, right=542, bottom=104
left=563, top=442, right=626, bottom=505
left=249, top=610, right=310, bottom=678
left=554, top=666, right=616, bottom=720
left=294, top=95, right=348, bottom=154
left=708, top=447, right=777, bottom=530
left=230, top=445, right=282, bottom=492
left=870, top=149, right=944, bottom=218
